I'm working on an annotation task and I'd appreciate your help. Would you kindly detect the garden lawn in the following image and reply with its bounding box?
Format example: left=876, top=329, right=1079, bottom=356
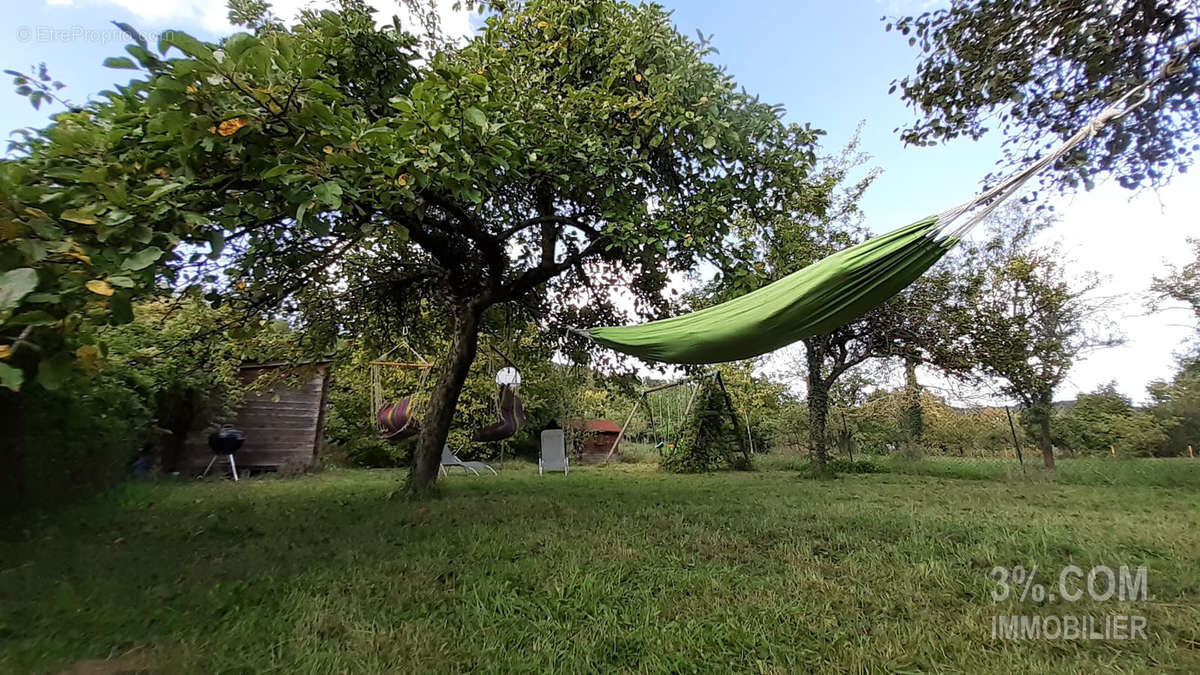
left=2, top=460, right=1199, bottom=673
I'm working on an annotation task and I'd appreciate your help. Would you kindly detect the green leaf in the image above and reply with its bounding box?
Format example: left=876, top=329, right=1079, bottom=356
left=103, top=57, right=139, bottom=70
left=144, top=182, right=182, bottom=201
left=121, top=246, right=164, bottom=271
left=0, top=268, right=39, bottom=312
left=60, top=208, right=98, bottom=225
left=299, top=55, right=323, bottom=78
left=159, top=31, right=212, bottom=60
left=208, top=230, right=226, bottom=259
left=108, top=276, right=135, bottom=288
left=314, top=181, right=343, bottom=209
left=24, top=292, right=60, bottom=304
left=110, top=292, right=134, bottom=325
left=8, top=310, right=56, bottom=326
left=36, top=352, right=74, bottom=391
left=182, top=212, right=212, bottom=227
left=464, top=106, right=488, bottom=131
left=0, top=363, right=22, bottom=392
left=261, top=164, right=299, bottom=179
left=702, top=136, right=717, bottom=149
left=113, top=21, right=147, bottom=48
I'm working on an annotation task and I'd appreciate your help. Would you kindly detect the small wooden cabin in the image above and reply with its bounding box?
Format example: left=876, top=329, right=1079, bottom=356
left=560, top=419, right=622, bottom=463
left=179, top=361, right=332, bottom=474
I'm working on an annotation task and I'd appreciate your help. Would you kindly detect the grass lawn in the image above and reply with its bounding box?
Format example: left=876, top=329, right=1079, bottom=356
left=2, top=458, right=1199, bottom=673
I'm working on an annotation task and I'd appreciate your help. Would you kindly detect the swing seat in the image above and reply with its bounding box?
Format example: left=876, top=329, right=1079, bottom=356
left=470, top=385, right=525, bottom=442
left=377, top=399, right=421, bottom=441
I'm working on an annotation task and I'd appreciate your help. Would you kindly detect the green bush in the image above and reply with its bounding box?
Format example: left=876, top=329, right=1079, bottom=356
left=0, top=372, right=151, bottom=513
left=1, top=299, right=302, bottom=512
left=1053, top=382, right=1169, bottom=457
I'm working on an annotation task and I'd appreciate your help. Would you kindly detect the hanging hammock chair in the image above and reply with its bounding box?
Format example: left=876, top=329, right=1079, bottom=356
left=370, top=342, right=434, bottom=442
left=377, top=398, right=422, bottom=441
left=470, top=383, right=526, bottom=443
left=580, top=81, right=1161, bottom=365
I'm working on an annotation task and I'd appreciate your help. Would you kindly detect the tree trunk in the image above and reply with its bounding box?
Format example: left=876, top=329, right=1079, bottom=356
left=1037, top=404, right=1055, bottom=470
left=903, top=356, right=923, bottom=444
left=407, top=305, right=483, bottom=493
left=160, top=388, right=197, bottom=474
left=1024, top=392, right=1056, bottom=470
left=805, top=340, right=830, bottom=476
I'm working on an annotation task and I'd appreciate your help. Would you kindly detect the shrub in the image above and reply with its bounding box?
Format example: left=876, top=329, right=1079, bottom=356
left=662, top=378, right=745, bottom=473
left=0, top=372, right=151, bottom=512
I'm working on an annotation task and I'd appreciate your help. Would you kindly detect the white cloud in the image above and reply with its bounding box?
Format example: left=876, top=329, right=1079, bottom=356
left=1043, top=176, right=1198, bottom=403
left=41, top=0, right=474, bottom=39
left=875, top=0, right=946, bottom=16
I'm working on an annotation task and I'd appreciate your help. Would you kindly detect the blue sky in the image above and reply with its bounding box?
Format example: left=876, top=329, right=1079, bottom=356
left=3, top=0, right=1196, bottom=402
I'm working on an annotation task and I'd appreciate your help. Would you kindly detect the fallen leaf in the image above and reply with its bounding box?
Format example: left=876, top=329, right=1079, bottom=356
left=0, top=345, right=11, bottom=360
left=61, top=251, right=92, bottom=265
left=85, top=279, right=114, bottom=297
left=75, top=345, right=101, bottom=371
left=215, top=117, right=249, bottom=136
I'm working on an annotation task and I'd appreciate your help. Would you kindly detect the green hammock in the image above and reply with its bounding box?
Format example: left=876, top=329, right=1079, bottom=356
left=582, top=76, right=1165, bottom=365
left=587, top=216, right=956, bottom=364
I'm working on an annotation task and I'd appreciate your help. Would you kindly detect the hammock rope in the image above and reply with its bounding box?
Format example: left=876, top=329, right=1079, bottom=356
left=579, top=49, right=1194, bottom=365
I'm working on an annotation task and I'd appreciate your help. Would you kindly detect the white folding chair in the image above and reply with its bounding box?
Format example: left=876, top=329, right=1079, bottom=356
left=439, top=446, right=497, bottom=476
left=540, top=429, right=568, bottom=475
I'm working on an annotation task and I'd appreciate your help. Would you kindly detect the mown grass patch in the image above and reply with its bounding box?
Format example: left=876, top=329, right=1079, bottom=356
left=2, top=461, right=1198, bottom=673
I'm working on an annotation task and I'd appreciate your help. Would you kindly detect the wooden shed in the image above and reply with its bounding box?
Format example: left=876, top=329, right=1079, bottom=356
left=560, top=419, right=622, bottom=463
left=179, top=361, right=332, bottom=474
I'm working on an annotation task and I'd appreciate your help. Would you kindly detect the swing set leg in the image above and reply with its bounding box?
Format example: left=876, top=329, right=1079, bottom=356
left=605, top=396, right=641, bottom=463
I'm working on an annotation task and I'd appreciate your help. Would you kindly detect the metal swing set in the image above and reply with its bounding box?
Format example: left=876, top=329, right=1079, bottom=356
left=604, top=370, right=750, bottom=464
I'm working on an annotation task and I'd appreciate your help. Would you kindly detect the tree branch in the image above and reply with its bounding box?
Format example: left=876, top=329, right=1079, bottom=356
left=501, top=236, right=609, bottom=300
left=497, top=215, right=599, bottom=240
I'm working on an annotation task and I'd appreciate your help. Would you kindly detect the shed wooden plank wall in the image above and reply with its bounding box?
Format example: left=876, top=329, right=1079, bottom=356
left=579, top=432, right=619, bottom=463
left=179, top=364, right=330, bottom=473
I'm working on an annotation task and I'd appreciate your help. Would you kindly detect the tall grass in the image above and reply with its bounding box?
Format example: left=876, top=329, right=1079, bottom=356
left=878, top=455, right=1200, bottom=489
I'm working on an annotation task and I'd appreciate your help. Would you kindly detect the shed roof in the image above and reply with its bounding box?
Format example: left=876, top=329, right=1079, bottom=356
left=559, top=419, right=622, bottom=434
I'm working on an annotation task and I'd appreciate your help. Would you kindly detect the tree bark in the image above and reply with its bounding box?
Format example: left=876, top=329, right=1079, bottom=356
left=1025, top=391, right=1056, bottom=470
left=406, top=304, right=483, bottom=493
left=1037, top=404, right=1056, bottom=470
left=805, top=339, right=831, bottom=476
left=159, top=387, right=197, bottom=474
left=903, top=356, right=923, bottom=444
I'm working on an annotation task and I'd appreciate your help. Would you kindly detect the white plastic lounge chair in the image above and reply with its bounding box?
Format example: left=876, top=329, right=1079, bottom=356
left=540, top=429, right=568, bottom=475
left=439, top=446, right=498, bottom=476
